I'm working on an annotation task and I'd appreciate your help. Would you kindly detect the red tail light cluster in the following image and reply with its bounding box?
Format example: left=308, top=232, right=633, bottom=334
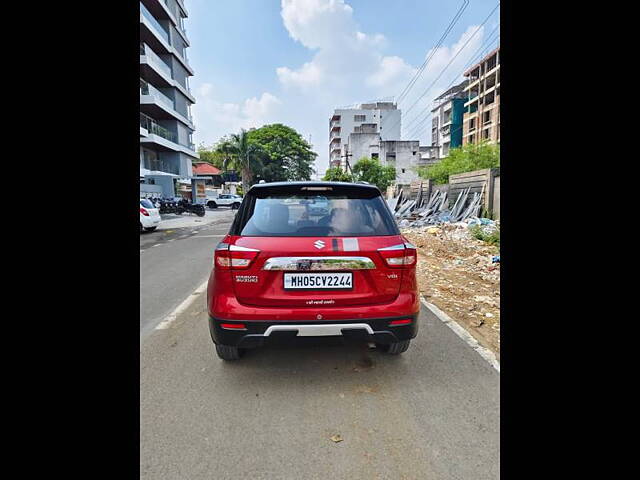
left=215, top=243, right=260, bottom=270
left=140, top=208, right=149, bottom=217
left=377, top=242, right=417, bottom=268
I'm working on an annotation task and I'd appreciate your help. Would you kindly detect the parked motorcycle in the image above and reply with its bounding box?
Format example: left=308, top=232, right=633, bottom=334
left=159, top=199, right=182, bottom=215
left=178, top=199, right=205, bottom=217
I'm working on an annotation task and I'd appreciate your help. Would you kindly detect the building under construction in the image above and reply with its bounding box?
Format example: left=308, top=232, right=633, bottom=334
left=462, top=47, right=500, bottom=146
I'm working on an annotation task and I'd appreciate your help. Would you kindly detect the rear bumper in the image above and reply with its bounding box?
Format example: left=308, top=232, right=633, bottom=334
left=140, top=217, right=160, bottom=227
left=209, top=314, right=419, bottom=348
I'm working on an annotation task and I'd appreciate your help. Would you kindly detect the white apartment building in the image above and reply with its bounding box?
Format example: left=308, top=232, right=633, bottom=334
left=329, top=102, right=401, bottom=169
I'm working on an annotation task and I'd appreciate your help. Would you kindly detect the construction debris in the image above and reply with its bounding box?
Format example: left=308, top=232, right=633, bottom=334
left=402, top=220, right=500, bottom=356
left=388, top=183, right=492, bottom=228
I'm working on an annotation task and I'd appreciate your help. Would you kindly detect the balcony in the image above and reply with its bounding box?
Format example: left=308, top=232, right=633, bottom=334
left=140, top=78, right=174, bottom=111
left=140, top=2, right=169, bottom=44
left=140, top=112, right=198, bottom=157
left=140, top=43, right=172, bottom=78
left=330, top=132, right=341, bottom=141
left=140, top=112, right=176, bottom=143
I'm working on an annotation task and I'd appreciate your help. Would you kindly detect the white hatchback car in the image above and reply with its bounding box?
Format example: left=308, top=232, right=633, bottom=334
left=140, top=199, right=161, bottom=232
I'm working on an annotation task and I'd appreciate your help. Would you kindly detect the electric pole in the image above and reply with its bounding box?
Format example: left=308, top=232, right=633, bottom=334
left=341, top=148, right=353, bottom=176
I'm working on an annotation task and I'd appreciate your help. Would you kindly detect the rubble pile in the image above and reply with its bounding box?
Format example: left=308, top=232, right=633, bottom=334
left=401, top=220, right=501, bottom=356
left=389, top=183, right=488, bottom=228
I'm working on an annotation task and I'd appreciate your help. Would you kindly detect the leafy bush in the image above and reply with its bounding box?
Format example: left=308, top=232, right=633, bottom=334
left=469, top=224, right=500, bottom=246
left=418, top=141, right=499, bottom=185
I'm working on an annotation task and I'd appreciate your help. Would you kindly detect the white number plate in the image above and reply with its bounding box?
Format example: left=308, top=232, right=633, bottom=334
left=283, top=272, right=353, bottom=290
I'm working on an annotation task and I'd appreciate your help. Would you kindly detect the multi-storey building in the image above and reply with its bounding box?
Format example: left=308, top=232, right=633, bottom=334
left=462, top=47, right=500, bottom=146
left=430, top=80, right=468, bottom=159
left=329, top=102, right=401, bottom=169
left=346, top=131, right=423, bottom=186
left=140, top=0, right=198, bottom=195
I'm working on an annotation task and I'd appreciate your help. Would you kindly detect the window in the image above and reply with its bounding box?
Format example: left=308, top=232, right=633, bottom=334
left=469, top=118, right=476, bottom=130
left=483, top=111, right=491, bottom=124
left=143, top=148, right=162, bottom=171
left=233, top=186, right=399, bottom=237
left=482, top=128, right=490, bottom=139
left=354, top=115, right=366, bottom=122
left=401, top=169, right=406, bottom=173
left=371, top=152, right=379, bottom=159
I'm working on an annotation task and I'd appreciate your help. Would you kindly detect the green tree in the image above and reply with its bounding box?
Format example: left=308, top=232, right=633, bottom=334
left=322, top=167, right=354, bottom=182
left=352, top=157, right=396, bottom=192
left=196, top=143, right=225, bottom=169
left=418, top=141, right=500, bottom=185
left=246, top=124, right=316, bottom=182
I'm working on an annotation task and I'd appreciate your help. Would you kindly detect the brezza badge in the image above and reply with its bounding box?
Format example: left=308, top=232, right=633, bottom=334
left=313, top=240, right=325, bottom=249
left=235, top=275, right=258, bottom=283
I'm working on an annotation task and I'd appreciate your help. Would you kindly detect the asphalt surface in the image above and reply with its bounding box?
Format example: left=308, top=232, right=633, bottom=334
left=139, top=209, right=235, bottom=340
left=140, top=297, right=500, bottom=479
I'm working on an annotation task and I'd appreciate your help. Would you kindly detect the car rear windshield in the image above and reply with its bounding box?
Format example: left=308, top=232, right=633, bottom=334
left=140, top=199, right=155, bottom=209
left=231, top=185, right=399, bottom=237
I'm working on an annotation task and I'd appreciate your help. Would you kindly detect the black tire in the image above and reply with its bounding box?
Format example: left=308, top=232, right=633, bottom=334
left=232, top=202, right=240, bottom=210
left=215, top=344, right=242, bottom=361
left=144, top=226, right=157, bottom=232
left=386, top=340, right=411, bottom=355
left=208, top=201, right=218, bottom=209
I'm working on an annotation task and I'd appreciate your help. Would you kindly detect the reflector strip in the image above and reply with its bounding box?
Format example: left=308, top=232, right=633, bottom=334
left=220, top=323, right=247, bottom=330
left=389, top=319, right=412, bottom=326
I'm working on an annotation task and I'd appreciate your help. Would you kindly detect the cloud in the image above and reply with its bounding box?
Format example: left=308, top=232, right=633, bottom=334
left=192, top=84, right=282, bottom=146
left=278, top=0, right=399, bottom=93
left=367, top=56, right=416, bottom=89
left=276, top=62, right=323, bottom=90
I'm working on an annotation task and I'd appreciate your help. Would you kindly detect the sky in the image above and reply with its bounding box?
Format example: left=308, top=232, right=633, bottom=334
left=186, top=0, right=500, bottom=177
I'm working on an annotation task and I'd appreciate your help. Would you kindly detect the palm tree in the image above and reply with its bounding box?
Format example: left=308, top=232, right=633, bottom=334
left=216, top=129, right=264, bottom=192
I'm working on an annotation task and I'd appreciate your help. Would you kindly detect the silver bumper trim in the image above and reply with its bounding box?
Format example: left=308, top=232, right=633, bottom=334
left=263, top=323, right=375, bottom=337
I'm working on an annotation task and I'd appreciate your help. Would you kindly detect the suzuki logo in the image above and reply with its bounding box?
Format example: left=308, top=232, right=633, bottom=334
left=313, top=240, right=325, bottom=249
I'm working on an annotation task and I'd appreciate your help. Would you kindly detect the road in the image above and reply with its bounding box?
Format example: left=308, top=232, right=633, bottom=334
left=140, top=286, right=500, bottom=478
left=139, top=209, right=235, bottom=340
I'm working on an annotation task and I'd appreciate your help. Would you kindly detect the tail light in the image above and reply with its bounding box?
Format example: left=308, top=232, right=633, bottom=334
left=140, top=208, right=149, bottom=216
left=378, top=242, right=417, bottom=268
left=215, top=243, right=260, bottom=270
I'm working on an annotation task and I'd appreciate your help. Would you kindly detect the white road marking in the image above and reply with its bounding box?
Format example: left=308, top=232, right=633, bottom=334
left=420, top=296, right=500, bottom=373
left=155, top=279, right=209, bottom=330
left=152, top=244, right=161, bottom=247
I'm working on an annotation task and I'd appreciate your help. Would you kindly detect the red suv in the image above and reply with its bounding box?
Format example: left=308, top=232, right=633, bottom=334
left=207, top=181, right=419, bottom=360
